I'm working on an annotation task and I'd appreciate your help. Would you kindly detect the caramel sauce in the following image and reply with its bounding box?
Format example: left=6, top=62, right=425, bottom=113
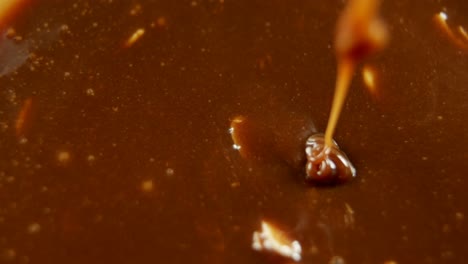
left=1, top=1, right=467, bottom=263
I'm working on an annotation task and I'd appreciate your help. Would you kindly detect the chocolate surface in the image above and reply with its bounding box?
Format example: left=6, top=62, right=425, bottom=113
left=0, top=0, right=468, bottom=263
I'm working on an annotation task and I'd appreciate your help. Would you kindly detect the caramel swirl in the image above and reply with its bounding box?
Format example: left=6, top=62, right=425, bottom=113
left=305, top=134, right=356, bottom=184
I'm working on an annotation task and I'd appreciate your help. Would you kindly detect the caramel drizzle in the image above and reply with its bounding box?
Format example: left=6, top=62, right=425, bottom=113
left=323, top=0, right=388, bottom=148
left=324, top=59, right=354, bottom=147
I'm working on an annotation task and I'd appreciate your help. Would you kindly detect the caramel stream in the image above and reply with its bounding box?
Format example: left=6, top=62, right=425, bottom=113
left=323, top=0, right=388, bottom=148
left=324, top=59, right=354, bottom=147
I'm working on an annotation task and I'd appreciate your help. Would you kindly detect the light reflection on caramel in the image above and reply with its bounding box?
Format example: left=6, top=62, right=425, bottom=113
left=458, top=26, right=468, bottom=42
left=252, top=221, right=302, bottom=262
left=124, top=28, right=145, bottom=48
left=362, top=64, right=378, bottom=97
left=56, top=150, right=71, bottom=164
left=229, top=116, right=244, bottom=151
left=141, top=179, right=154, bottom=193
left=434, top=11, right=468, bottom=51
left=15, top=97, right=33, bottom=138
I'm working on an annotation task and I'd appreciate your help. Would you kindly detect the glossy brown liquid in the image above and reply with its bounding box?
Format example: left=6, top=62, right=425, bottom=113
left=1, top=1, right=467, bottom=264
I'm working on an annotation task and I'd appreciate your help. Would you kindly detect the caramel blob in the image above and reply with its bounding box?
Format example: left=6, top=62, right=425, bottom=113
left=305, top=134, right=356, bottom=185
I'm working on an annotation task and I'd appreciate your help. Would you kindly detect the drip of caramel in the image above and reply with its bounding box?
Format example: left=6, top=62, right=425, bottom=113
left=324, top=0, right=388, bottom=147
left=306, top=0, right=388, bottom=184
left=324, top=59, right=354, bottom=147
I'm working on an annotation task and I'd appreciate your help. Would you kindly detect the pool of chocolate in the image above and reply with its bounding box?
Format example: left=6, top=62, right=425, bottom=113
left=1, top=0, right=467, bottom=263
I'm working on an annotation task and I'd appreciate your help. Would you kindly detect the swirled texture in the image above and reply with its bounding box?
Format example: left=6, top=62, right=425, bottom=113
left=305, top=134, right=356, bottom=184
